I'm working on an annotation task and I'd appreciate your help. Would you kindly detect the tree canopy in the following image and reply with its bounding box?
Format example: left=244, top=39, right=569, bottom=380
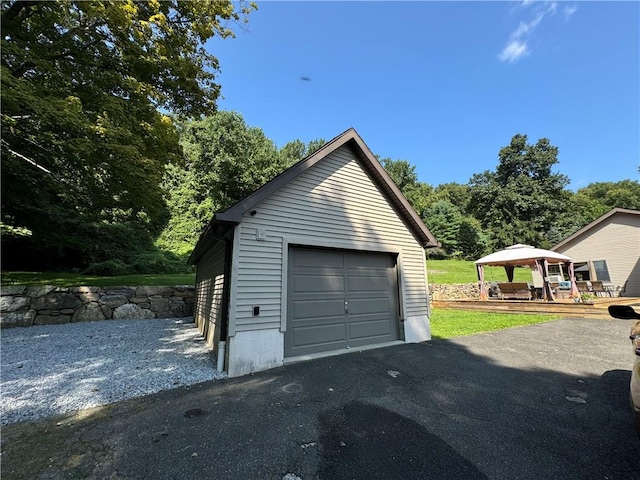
left=157, top=112, right=326, bottom=256
left=468, top=134, right=569, bottom=249
left=1, top=0, right=255, bottom=271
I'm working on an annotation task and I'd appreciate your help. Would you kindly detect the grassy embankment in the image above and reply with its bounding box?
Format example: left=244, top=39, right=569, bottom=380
left=1, top=260, right=559, bottom=337
left=1, top=271, right=196, bottom=287
left=426, top=259, right=532, bottom=283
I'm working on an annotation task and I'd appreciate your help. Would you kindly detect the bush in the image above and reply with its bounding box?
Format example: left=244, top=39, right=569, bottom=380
left=82, top=259, right=130, bottom=276
left=130, top=251, right=193, bottom=275
left=425, top=247, right=449, bottom=260
left=130, top=252, right=169, bottom=274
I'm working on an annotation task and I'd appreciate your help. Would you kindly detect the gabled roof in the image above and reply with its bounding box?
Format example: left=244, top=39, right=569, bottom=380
left=188, top=128, right=439, bottom=264
left=551, top=208, right=640, bottom=251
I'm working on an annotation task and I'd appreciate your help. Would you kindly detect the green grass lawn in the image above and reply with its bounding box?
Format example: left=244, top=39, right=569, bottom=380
left=430, top=308, right=559, bottom=339
left=426, top=259, right=532, bottom=284
left=1, top=271, right=196, bottom=287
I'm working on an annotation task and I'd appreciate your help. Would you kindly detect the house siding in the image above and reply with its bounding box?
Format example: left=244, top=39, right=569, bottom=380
left=233, top=144, right=429, bottom=333
left=194, top=241, right=226, bottom=348
left=553, top=212, right=640, bottom=296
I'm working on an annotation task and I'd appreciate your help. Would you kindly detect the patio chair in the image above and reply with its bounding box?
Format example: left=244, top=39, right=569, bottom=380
left=552, top=281, right=572, bottom=299
left=497, top=282, right=532, bottom=300
left=590, top=281, right=608, bottom=297
left=576, top=281, right=591, bottom=293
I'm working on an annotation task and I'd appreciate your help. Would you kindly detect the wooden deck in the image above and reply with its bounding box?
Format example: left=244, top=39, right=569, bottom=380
left=431, top=296, right=640, bottom=318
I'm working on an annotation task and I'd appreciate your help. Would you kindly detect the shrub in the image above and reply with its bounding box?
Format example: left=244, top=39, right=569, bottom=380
left=130, top=252, right=170, bottom=274
left=82, top=259, right=129, bottom=276
left=425, top=247, right=449, bottom=260
left=130, top=251, right=193, bottom=274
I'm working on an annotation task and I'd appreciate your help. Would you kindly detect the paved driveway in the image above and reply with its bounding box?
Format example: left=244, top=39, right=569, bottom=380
left=2, top=317, right=639, bottom=479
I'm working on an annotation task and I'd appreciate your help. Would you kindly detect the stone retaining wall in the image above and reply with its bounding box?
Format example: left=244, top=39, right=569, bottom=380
left=430, top=283, right=486, bottom=300
left=0, top=285, right=195, bottom=328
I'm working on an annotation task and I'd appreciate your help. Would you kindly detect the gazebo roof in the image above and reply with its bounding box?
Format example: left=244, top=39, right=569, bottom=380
left=475, top=244, right=574, bottom=267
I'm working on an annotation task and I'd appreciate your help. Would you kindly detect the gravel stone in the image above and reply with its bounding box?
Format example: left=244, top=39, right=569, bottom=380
left=1, top=318, right=225, bottom=425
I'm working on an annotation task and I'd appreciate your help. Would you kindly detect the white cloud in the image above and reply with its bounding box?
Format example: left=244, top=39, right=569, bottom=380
left=498, top=40, right=529, bottom=63
left=498, top=1, right=563, bottom=63
left=512, top=12, right=545, bottom=38
left=564, top=5, right=578, bottom=20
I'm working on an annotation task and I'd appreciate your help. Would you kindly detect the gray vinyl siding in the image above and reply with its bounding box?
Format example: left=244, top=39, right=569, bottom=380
left=554, top=212, right=640, bottom=296
left=194, top=241, right=226, bottom=347
left=235, top=228, right=283, bottom=332
left=234, top=145, right=428, bottom=332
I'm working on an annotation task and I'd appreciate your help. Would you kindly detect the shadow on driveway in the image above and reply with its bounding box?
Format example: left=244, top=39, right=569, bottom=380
left=2, top=317, right=639, bottom=479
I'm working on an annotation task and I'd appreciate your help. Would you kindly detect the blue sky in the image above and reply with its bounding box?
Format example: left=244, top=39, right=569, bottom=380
left=207, top=1, right=639, bottom=190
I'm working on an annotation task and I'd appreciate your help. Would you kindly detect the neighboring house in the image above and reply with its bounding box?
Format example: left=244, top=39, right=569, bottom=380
left=551, top=208, right=640, bottom=296
left=188, top=128, right=439, bottom=377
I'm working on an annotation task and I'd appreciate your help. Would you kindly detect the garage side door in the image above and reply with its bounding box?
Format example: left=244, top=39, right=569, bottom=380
left=285, top=247, right=399, bottom=357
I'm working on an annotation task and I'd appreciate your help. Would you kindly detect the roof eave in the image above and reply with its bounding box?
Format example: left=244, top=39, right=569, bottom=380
left=187, top=216, right=237, bottom=265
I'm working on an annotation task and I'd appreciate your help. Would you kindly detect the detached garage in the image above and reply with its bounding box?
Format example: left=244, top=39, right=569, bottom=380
left=188, top=128, right=439, bottom=377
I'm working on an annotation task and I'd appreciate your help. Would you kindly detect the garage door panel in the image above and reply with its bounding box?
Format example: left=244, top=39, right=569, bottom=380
left=293, top=299, right=345, bottom=319
left=293, top=274, right=344, bottom=293
left=347, top=297, right=392, bottom=316
left=292, top=322, right=346, bottom=347
left=294, top=248, right=344, bottom=268
left=347, top=274, right=390, bottom=293
left=346, top=251, right=391, bottom=268
left=349, top=318, right=394, bottom=340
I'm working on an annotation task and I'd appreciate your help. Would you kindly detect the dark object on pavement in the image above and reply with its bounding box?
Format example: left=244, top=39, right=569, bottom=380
left=184, top=408, right=205, bottom=418
left=608, top=305, right=640, bottom=320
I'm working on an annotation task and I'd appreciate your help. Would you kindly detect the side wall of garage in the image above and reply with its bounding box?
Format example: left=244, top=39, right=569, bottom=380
left=194, top=241, right=226, bottom=350
left=226, top=144, right=430, bottom=376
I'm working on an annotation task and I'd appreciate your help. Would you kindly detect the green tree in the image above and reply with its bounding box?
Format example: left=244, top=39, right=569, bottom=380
left=468, top=134, right=569, bottom=249
left=157, top=112, right=288, bottom=255
left=433, top=183, right=472, bottom=214
left=457, top=217, right=490, bottom=260
left=380, top=158, right=435, bottom=218
left=1, top=0, right=255, bottom=270
left=424, top=200, right=463, bottom=255
left=278, top=138, right=327, bottom=167
left=380, top=158, right=419, bottom=191
left=572, top=180, right=640, bottom=212
left=183, top=112, right=284, bottom=210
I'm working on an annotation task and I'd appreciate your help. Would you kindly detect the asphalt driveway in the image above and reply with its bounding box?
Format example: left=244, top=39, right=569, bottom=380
left=2, top=317, right=639, bottom=479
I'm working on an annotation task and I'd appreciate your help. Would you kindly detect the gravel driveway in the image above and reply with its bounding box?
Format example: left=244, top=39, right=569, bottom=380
left=1, top=318, right=225, bottom=425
